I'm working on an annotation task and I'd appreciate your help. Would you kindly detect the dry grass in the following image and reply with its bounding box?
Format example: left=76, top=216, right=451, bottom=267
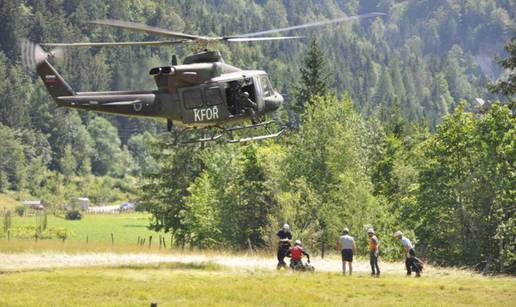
left=0, top=241, right=514, bottom=306
left=0, top=262, right=513, bottom=306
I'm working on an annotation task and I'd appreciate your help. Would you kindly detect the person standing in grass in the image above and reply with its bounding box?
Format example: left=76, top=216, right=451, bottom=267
left=338, top=227, right=356, bottom=275
left=276, top=224, right=292, bottom=270
left=394, top=231, right=421, bottom=277
left=367, top=228, right=380, bottom=277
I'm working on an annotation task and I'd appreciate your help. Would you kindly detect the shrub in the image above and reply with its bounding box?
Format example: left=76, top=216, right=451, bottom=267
left=134, top=201, right=146, bottom=212
left=65, top=210, right=82, bottom=220
left=15, top=206, right=26, bottom=217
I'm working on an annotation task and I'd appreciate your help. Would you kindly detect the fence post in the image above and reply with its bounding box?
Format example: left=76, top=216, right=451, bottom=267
left=137, top=236, right=140, bottom=246
left=86, top=235, right=89, bottom=244
left=159, top=235, right=162, bottom=249
left=162, top=236, right=166, bottom=249
left=148, top=236, right=152, bottom=248
left=7, top=229, right=10, bottom=241
left=247, top=238, right=253, bottom=255
left=111, top=233, right=114, bottom=245
left=141, top=238, right=145, bottom=246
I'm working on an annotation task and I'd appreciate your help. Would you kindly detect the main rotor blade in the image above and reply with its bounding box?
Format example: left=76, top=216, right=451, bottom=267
left=41, top=40, right=188, bottom=47
left=226, top=12, right=385, bottom=39
left=226, top=36, right=303, bottom=42
left=90, top=19, right=216, bottom=41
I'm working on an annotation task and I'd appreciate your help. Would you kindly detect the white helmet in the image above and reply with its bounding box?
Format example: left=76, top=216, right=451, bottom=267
left=283, top=224, right=290, bottom=232
left=367, top=228, right=375, bottom=234
left=295, top=239, right=302, bottom=246
left=394, top=231, right=403, bottom=237
left=342, top=227, right=349, bottom=234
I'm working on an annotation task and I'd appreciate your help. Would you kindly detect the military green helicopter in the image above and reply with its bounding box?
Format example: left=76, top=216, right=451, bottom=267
left=22, top=12, right=383, bottom=144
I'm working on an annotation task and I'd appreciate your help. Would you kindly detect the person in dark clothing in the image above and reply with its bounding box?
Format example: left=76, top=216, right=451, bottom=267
left=276, top=224, right=292, bottom=270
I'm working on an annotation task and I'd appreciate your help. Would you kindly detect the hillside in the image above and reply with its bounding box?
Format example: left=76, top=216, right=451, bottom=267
left=0, top=193, right=20, bottom=211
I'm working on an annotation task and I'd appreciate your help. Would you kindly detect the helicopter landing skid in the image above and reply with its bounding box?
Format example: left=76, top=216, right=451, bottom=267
left=224, top=121, right=286, bottom=143
left=170, top=121, right=286, bottom=145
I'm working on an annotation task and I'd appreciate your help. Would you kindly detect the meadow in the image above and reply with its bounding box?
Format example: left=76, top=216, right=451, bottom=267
left=0, top=262, right=514, bottom=306
left=1, top=209, right=514, bottom=306
left=7, top=212, right=165, bottom=245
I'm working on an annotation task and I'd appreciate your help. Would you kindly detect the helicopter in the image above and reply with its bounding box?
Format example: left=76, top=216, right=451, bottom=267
left=22, top=12, right=384, bottom=144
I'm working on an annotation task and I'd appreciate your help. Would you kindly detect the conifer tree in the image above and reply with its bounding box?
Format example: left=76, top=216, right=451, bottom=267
left=294, top=38, right=331, bottom=113
left=489, top=36, right=515, bottom=99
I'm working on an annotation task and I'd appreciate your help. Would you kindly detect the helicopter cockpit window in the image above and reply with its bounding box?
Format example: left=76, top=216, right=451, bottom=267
left=260, top=75, right=273, bottom=97
left=183, top=89, right=204, bottom=109
left=205, top=87, right=223, bottom=106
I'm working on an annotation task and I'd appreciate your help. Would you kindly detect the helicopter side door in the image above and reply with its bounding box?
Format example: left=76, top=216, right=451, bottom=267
left=179, top=85, right=229, bottom=125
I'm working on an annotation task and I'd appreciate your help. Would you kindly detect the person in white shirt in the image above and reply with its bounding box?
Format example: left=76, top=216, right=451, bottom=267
left=338, top=227, right=356, bottom=275
left=394, top=231, right=421, bottom=277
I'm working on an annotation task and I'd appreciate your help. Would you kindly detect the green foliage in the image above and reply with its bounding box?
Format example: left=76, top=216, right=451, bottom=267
left=413, top=103, right=515, bottom=272
left=489, top=36, right=516, bottom=98
left=6, top=225, right=69, bottom=240
left=140, top=143, right=203, bottom=245
left=87, top=117, right=124, bottom=177
left=60, top=144, right=77, bottom=181
left=15, top=206, right=25, bottom=217
left=0, top=124, right=26, bottom=190
left=294, top=38, right=331, bottom=113
left=284, top=94, right=378, bottom=255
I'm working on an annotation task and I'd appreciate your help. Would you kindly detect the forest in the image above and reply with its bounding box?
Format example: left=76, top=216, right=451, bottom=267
left=0, top=0, right=514, bottom=273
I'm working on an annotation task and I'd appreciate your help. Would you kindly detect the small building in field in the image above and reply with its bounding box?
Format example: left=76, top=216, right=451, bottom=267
left=76, top=197, right=90, bottom=210
left=22, top=200, right=45, bottom=210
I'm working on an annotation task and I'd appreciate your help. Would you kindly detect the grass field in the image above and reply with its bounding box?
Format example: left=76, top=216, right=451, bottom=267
left=0, top=262, right=514, bottom=306
left=2, top=211, right=515, bottom=306
left=9, top=213, right=165, bottom=245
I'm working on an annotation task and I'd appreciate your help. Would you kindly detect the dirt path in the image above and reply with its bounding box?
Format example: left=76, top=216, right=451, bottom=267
left=0, top=251, right=410, bottom=274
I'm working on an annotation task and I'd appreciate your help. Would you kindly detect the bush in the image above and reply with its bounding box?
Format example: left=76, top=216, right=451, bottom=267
left=65, top=210, right=82, bottom=220
left=8, top=225, right=70, bottom=240
left=134, top=201, right=146, bottom=212
left=15, top=206, right=25, bottom=216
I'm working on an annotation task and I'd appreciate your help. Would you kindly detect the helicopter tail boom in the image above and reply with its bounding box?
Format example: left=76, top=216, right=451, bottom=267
left=36, top=60, right=76, bottom=105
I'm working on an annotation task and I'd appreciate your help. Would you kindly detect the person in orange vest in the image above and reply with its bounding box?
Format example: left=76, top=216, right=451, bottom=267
left=367, top=228, right=380, bottom=277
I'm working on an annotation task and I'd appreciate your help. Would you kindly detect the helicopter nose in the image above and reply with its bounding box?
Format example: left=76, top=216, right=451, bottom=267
left=263, top=92, right=283, bottom=113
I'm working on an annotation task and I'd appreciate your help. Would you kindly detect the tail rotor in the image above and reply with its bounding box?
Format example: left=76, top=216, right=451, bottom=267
left=21, top=39, right=66, bottom=70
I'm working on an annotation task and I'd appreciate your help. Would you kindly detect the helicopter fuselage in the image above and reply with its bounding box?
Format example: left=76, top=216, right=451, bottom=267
left=36, top=50, right=283, bottom=129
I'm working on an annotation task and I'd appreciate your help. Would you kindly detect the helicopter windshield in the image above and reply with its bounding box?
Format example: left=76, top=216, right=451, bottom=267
left=259, top=75, right=274, bottom=97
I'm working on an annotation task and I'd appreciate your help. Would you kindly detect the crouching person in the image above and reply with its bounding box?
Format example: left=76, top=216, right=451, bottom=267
left=288, top=240, right=311, bottom=271
left=394, top=231, right=422, bottom=277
